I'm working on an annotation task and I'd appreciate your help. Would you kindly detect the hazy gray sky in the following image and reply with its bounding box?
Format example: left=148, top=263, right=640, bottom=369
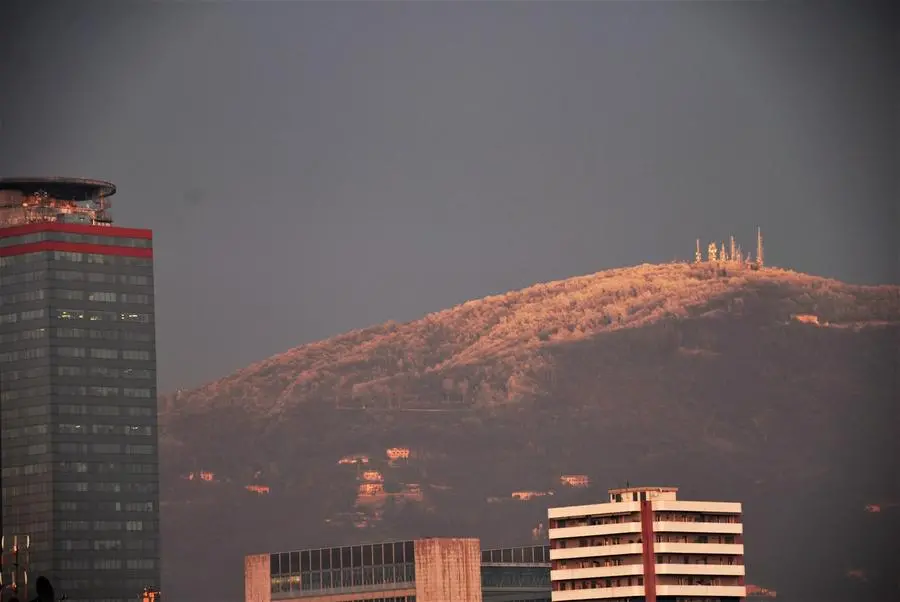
left=1, top=0, right=896, bottom=391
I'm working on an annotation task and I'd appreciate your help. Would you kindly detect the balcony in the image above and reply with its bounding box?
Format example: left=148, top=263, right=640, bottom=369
left=548, top=502, right=641, bottom=520
left=655, top=563, right=745, bottom=577
left=550, top=544, right=643, bottom=561
left=656, top=584, right=746, bottom=597
left=552, top=585, right=645, bottom=601
left=652, top=500, right=742, bottom=514
left=551, top=564, right=643, bottom=581
left=654, top=542, right=743, bottom=556
left=549, top=522, right=642, bottom=540
left=654, top=520, right=742, bottom=535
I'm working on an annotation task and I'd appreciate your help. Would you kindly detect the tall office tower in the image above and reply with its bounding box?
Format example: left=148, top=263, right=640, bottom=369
left=548, top=486, right=745, bottom=602
left=0, top=178, right=160, bottom=602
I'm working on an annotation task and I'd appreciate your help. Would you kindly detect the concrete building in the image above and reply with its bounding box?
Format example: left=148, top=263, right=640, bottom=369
left=548, top=487, right=745, bottom=602
left=245, top=538, right=552, bottom=602
left=0, top=178, right=161, bottom=602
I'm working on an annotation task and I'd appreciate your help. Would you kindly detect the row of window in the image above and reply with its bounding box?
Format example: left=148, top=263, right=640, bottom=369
left=56, top=558, right=156, bottom=571
left=0, top=250, right=153, bottom=267
left=0, top=405, right=152, bottom=427
left=1, top=347, right=152, bottom=363
left=1, top=269, right=152, bottom=286
left=59, top=404, right=154, bottom=417
left=0, top=326, right=48, bottom=342
left=2, top=385, right=153, bottom=401
left=1, top=423, right=48, bottom=437
left=0, top=327, right=152, bottom=344
left=271, top=542, right=417, bottom=576
left=57, top=538, right=157, bottom=552
left=0, top=308, right=153, bottom=325
left=3, top=365, right=152, bottom=380
left=1, top=288, right=46, bottom=303
left=25, top=443, right=155, bottom=455
left=552, top=576, right=644, bottom=592
left=0, top=231, right=152, bottom=248
left=2, top=481, right=157, bottom=497
left=58, top=423, right=153, bottom=435
left=57, top=482, right=158, bottom=495
left=270, top=565, right=417, bottom=594
left=2, top=463, right=156, bottom=477
left=1, top=404, right=49, bottom=420
left=0, top=308, right=45, bottom=324
left=59, top=520, right=157, bottom=532
left=33, top=290, right=151, bottom=304
left=58, top=441, right=154, bottom=454
left=54, top=581, right=158, bottom=595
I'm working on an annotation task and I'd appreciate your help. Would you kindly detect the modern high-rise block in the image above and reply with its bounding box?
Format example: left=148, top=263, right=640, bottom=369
left=548, top=486, right=745, bottom=602
left=0, top=177, right=161, bottom=602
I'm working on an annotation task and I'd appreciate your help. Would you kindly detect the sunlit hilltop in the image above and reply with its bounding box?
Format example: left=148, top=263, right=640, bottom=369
left=162, top=255, right=898, bottom=419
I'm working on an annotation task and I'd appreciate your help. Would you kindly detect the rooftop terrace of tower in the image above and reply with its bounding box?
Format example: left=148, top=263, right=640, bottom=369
left=0, top=176, right=117, bottom=227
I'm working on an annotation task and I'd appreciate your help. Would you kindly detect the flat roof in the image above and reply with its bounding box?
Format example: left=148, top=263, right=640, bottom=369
left=607, top=486, right=679, bottom=494
left=0, top=177, right=116, bottom=200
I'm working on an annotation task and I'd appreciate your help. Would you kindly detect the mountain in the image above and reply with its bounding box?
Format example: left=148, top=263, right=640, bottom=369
left=158, top=261, right=900, bottom=602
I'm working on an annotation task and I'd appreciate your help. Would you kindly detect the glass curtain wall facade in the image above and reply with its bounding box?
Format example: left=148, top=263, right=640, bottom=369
left=270, top=540, right=416, bottom=598
left=1, top=223, right=161, bottom=602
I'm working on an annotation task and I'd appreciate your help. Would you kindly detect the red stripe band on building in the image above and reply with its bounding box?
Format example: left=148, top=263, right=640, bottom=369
left=0, top=222, right=152, bottom=239
left=640, top=499, right=657, bottom=602
left=0, top=241, right=153, bottom=258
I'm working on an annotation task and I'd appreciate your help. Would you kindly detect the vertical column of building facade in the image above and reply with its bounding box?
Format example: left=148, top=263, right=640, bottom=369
left=413, top=538, right=482, bottom=602
left=0, top=223, right=162, bottom=602
left=1, top=229, right=54, bottom=588
left=547, top=488, right=746, bottom=601
left=244, top=554, right=271, bottom=602
left=649, top=492, right=745, bottom=599
left=547, top=498, right=647, bottom=601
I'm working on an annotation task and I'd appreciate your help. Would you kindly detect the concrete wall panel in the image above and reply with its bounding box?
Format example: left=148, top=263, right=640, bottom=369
left=414, top=537, right=482, bottom=602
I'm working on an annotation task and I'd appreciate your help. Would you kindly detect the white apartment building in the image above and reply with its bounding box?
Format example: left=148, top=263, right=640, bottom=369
left=548, top=486, right=745, bottom=602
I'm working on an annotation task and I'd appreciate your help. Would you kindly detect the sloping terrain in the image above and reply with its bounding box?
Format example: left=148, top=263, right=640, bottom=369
left=158, top=262, right=900, bottom=602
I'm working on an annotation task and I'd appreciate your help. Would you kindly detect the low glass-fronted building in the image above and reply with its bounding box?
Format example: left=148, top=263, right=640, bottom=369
left=245, top=538, right=551, bottom=602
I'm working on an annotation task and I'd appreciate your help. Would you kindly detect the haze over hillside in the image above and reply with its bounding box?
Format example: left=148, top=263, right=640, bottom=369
left=158, top=260, right=900, bottom=602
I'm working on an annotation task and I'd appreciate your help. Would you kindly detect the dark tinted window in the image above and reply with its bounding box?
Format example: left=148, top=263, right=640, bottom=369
left=279, top=553, right=289, bottom=574
left=363, top=544, right=373, bottom=566
left=352, top=545, right=362, bottom=567
left=341, top=546, right=351, bottom=567
left=311, top=549, right=321, bottom=571
left=373, top=543, right=383, bottom=565
left=300, top=550, right=310, bottom=571
left=404, top=541, right=414, bottom=563
left=394, top=542, right=404, bottom=563
left=289, top=552, right=300, bottom=573
left=384, top=543, right=394, bottom=564
left=332, top=548, right=342, bottom=569
left=270, top=554, right=280, bottom=575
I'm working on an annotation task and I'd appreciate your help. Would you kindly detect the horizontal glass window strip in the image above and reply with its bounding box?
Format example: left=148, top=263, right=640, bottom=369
left=270, top=541, right=417, bottom=577
left=0, top=231, right=152, bottom=248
